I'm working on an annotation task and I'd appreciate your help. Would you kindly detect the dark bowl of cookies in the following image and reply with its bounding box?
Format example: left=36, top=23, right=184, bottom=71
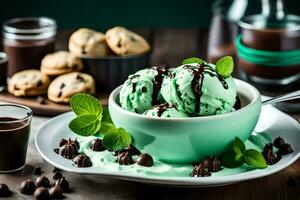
left=68, top=27, right=151, bottom=92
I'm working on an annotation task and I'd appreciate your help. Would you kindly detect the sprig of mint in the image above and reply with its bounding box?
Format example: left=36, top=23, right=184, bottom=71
left=215, top=56, right=234, bottom=78
left=222, top=137, right=267, bottom=169
left=182, top=57, right=204, bottom=65
left=68, top=93, right=131, bottom=151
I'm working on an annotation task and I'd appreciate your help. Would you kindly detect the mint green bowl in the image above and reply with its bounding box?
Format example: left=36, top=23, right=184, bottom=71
left=109, top=79, right=261, bottom=164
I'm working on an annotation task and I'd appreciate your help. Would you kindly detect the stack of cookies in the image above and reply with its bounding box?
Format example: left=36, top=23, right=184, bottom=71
left=69, top=26, right=150, bottom=57
left=8, top=51, right=96, bottom=103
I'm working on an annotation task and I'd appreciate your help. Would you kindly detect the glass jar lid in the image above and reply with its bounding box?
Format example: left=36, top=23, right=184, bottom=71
left=2, top=17, right=57, bottom=40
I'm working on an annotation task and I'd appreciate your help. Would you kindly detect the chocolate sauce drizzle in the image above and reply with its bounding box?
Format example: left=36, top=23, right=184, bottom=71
left=183, top=64, right=229, bottom=113
left=128, top=74, right=140, bottom=93
left=151, top=66, right=167, bottom=105
left=152, top=103, right=175, bottom=117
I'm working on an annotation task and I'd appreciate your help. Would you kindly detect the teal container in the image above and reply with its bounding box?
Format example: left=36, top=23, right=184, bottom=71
left=109, top=79, right=261, bottom=164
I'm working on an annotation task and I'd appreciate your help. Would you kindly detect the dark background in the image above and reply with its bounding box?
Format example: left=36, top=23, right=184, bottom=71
left=1, top=0, right=300, bottom=30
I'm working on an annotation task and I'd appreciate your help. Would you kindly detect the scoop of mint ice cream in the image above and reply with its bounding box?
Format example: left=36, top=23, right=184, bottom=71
left=161, top=63, right=237, bottom=116
left=144, top=104, right=189, bottom=118
left=119, top=67, right=167, bottom=114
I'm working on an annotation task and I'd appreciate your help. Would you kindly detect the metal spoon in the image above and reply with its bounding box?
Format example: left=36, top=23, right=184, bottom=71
left=262, top=90, right=300, bottom=106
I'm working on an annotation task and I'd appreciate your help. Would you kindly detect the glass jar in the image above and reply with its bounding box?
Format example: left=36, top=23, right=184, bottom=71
left=2, top=17, right=56, bottom=77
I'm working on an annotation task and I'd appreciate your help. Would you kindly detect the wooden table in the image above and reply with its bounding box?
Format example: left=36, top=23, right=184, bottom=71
left=0, top=29, right=300, bottom=199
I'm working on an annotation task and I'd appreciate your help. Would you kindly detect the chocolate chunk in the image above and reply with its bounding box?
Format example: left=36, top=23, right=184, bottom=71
left=59, top=139, right=68, bottom=147
left=278, top=143, right=293, bottom=155
left=58, top=91, right=62, bottom=98
left=141, top=87, right=147, bottom=93
left=116, top=152, right=134, bottom=165
left=0, top=183, right=11, bottom=197
left=60, top=83, right=65, bottom=89
left=54, top=177, right=69, bottom=193
left=115, top=144, right=141, bottom=156
left=264, top=143, right=273, bottom=152
left=20, top=179, right=36, bottom=195
left=36, top=96, right=47, bottom=105
left=36, top=175, right=50, bottom=188
left=36, top=79, right=43, bottom=87
left=59, top=144, right=78, bottom=159
left=52, top=171, right=63, bottom=180
left=273, top=137, right=285, bottom=148
left=90, top=138, right=105, bottom=151
left=73, top=154, right=92, bottom=168
left=191, top=164, right=211, bottom=177
left=263, top=149, right=281, bottom=165
left=68, top=138, right=80, bottom=150
left=54, top=148, right=59, bottom=154
left=136, top=153, right=154, bottom=167
left=33, top=166, right=42, bottom=175
left=34, top=187, right=50, bottom=200
left=202, top=156, right=221, bottom=172
left=49, top=186, right=64, bottom=199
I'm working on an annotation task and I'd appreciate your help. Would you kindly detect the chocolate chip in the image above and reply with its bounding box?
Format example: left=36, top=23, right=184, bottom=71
left=264, top=143, right=273, bottom=152
left=37, top=79, right=43, bottom=87
left=34, top=187, right=50, bottom=200
left=36, top=96, right=47, bottom=105
left=59, top=144, right=78, bottom=159
left=49, top=186, right=64, bottom=199
left=14, top=85, right=20, bottom=90
left=36, top=175, right=50, bottom=188
left=191, top=164, right=211, bottom=177
left=202, top=156, right=221, bottom=172
left=90, top=138, right=105, bottom=151
left=115, top=144, right=141, bottom=156
left=278, top=143, right=293, bottom=155
left=57, top=91, right=62, bottom=98
left=33, top=166, right=43, bottom=175
left=54, top=177, right=69, bottom=193
left=59, top=139, right=68, bottom=147
left=116, top=152, right=134, bottom=165
left=0, top=183, right=11, bottom=197
left=141, top=87, right=147, bottom=93
left=274, top=137, right=285, bottom=148
left=76, top=74, right=85, bottom=82
left=136, top=153, right=153, bottom=167
left=60, top=83, right=65, bottom=89
left=73, top=154, right=92, bottom=168
left=117, top=40, right=122, bottom=48
left=52, top=171, right=63, bottom=180
left=20, top=179, right=36, bottom=195
left=54, top=148, right=59, bottom=154
left=263, top=149, right=281, bottom=165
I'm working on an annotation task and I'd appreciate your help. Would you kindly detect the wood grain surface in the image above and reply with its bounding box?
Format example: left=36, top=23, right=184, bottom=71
left=0, top=29, right=299, bottom=200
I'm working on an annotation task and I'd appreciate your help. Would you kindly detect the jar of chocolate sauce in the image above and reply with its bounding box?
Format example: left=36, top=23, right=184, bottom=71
left=2, top=17, right=56, bottom=77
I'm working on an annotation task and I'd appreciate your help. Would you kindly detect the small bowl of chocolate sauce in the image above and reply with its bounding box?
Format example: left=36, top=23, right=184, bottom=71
left=0, top=104, right=32, bottom=172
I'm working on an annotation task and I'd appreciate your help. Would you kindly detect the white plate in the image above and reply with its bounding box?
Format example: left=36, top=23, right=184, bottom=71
left=35, top=104, right=300, bottom=187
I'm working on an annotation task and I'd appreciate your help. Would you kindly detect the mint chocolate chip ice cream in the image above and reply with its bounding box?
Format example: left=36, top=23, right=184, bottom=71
left=161, top=63, right=236, bottom=116
left=119, top=67, right=168, bottom=114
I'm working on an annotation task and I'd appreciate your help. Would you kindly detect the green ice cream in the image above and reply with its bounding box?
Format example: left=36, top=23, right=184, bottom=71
left=161, top=63, right=237, bottom=116
left=119, top=67, right=167, bottom=114
left=144, top=104, right=189, bottom=118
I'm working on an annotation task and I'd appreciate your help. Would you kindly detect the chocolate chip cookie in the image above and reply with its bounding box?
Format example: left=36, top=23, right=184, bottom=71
left=69, top=28, right=110, bottom=57
left=8, top=70, right=51, bottom=97
left=105, top=26, right=150, bottom=56
left=48, top=72, right=96, bottom=103
left=41, top=51, right=83, bottom=76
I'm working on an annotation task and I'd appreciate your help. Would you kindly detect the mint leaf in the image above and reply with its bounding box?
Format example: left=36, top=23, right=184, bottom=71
left=244, top=149, right=267, bottom=169
left=102, top=128, right=132, bottom=151
left=233, top=137, right=246, bottom=155
left=99, top=122, right=116, bottom=134
left=182, top=57, right=204, bottom=65
left=216, top=56, right=234, bottom=78
left=69, top=114, right=101, bottom=136
left=70, top=93, right=103, bottom=117
left=222, top=150, right=244, bottom=168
